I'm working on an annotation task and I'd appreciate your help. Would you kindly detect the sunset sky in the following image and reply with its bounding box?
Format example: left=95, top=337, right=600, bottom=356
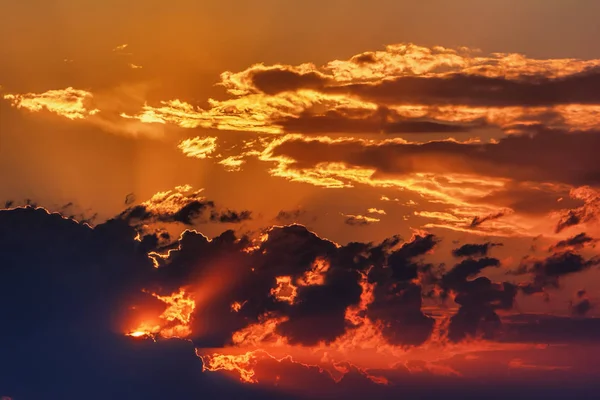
left=2, top=1, right=600, bottom=399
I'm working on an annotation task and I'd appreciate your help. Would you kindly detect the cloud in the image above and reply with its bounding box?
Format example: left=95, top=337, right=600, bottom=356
left=274, top=208, right=307, bottom=223
left=0, top=210, right=291, bottom=400
left=452, top=242, right=503, bottom=258
left=3, top=204, right=600, bottom=397
left=265, top=128, right=600, bottom=188
left=178, top=136, right=218, bottom=159
left=555, top=186, right=600, bottom=233
left=218, top=156, right=246, bottom=172
left=343, top=213, right=381, bottom=226
left=517, top=250, right=600, bottom=294
left=116, top=44, right=600, bottom=135
left=10, top=43, right=600, bottom=145
left=366, top=233, right=438, bottom=345
left=550, top=233, right=597, bottom=252
left=470, top=210, right=510, bottom=227
left=442, top=256, right=517, bottom=342
left=117, top=185, right=252, bottom=229
left=3, top=87, right=99, bottom=119
left=243, top=126, right=600, bottom=238
left=276, top=108, right=484, bottom=135
left=571, top=290, right=593, bottom=316
left=3, top=83, right=170, bottom=137
left=334, top=70, right=600, bottom=108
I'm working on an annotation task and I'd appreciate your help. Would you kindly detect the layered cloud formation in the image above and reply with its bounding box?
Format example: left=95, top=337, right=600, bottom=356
left=3, top=41, right=600, bottom=398
left=5, top=43, right=599, bottom=238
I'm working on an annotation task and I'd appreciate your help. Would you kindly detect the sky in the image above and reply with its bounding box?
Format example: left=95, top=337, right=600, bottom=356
left=2, top=1, right=600, bottom=399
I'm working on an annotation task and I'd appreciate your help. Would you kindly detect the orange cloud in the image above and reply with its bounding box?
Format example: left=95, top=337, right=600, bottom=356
left=218, top=156, right=246, bottom=172
left=3, top=87, right=99, bottom=120
left=120, top=43, right=600, bottom=135
left=127, top=287, right=196, bottom=340
left=178, top=136, right=218, bottom=159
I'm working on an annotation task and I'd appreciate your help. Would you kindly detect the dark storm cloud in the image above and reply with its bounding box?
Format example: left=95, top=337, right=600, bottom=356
left=153, top=228, right=442, bottom=348
left=246, top=225, right=367, bottom=346
left=270, top=127, right=600, bottom=187
left=366, top=234, right=439, bottom=345
left=145, top=224, right=436, bottom=348
left=4, top=205, right=600, bottom=398
left=0, top=207, right=195, bottom=398
left=276, top=108, right=481, bottom=135
left=452, top=242, right=503, bottom=258
left=440, top=253, right=517, bottom=342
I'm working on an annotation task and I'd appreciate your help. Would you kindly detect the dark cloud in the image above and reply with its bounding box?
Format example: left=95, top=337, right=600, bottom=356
left=440, top=254, right=517, bottom=342
left=344, top=214, right=379, bottom=226
left=517, top=251, right=600, bottom=294
left=147, top=224, right=440, bottom=348
left=550, top=233, right=597, bottom=252
left=470, top=211, right=507, bottom=227
left=271, top=128, right=600, bottom=187
left=249, top=67, right=600, bottom=107
left=572, top=298, right=593, bottom=316
left=274, top=208, right=307, bottom=223
left=335, top=70, right=600, bottom=107
left=118, top=199, right=251, bottom=228
left=210, top=209, right=252, bottom=223
left=251, top=68, right=329, bottom=95
left=277, top=108, right=481, bottom=135
left=452, top=242, right=503, bottom=258
left=125, top=192, right=136, bottom=205
left=443, top=257, right=501, bottom=286
left=555, top=188, right=600, bottom=233
left=247, top=66, right=600, bottom=107
left=3, top=204, right=599, bottom=397
left=556, top=211, right=582, bottom=233
left=367, top=234, right=438, bottom=345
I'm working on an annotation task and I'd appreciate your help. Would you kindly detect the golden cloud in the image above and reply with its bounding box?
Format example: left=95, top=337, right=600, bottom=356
left=3, top=87, right=99, bottom=120
left=178, top=136, right=218, bottom=159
